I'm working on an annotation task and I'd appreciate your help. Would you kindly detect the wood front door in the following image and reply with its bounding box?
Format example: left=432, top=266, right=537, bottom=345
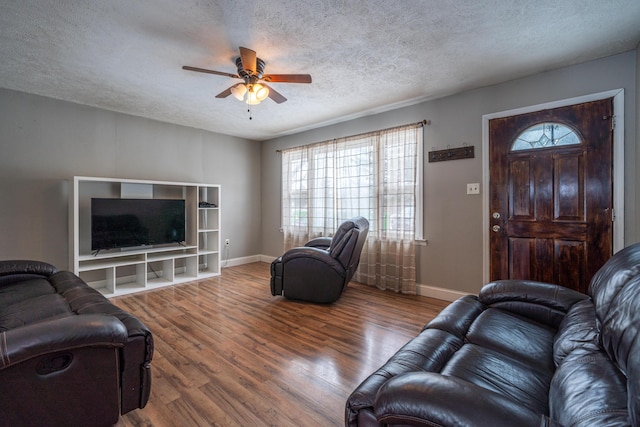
left=489, top=99, right=614, bottom=293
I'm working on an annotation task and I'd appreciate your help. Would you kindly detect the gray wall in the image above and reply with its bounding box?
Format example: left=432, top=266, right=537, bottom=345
left=261, top=50, right=638, bottom=295
left=1, top=49, right=637, bottom=295
left=0, top=88, right=262, bottom=269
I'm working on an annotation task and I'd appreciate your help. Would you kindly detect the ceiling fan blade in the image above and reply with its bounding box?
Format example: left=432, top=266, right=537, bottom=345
left=215, top=83, right=243, bottom=98
left=183, top=65, right=240, bottom=79
left=239, top=46, right=257, bottom=75
left=262, top=84, right=287, bottom=104
left=263, top=74, right=312, bottom=84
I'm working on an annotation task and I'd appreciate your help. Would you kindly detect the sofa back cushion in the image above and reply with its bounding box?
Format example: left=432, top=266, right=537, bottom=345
left=328, top=217, right=369, bottom=280
left=0, top=260, right=56, bottom=280
left=550, top=297, right=629, bottom=425
left=587, top=242, right=640, bottom=425
left=589, top=243, right=640, bottom=371
left=549, top=346, right=629, bottom=426
left=552, top=299, right=599, bottom=366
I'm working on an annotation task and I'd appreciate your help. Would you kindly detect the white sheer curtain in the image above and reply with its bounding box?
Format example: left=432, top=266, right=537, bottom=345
left=281, top=123, right=423, bottom=294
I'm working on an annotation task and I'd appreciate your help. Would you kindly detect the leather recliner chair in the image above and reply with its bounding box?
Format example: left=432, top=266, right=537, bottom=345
left=0, top=260, right=153, bottom=427
left=270, top=216, right=369, bottom=303
left=345, top=242, right=640, bottom=426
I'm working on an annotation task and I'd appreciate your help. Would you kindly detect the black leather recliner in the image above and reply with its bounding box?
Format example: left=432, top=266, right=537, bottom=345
left=345, top=242, right=640, bottom=426
left=271, top=216, right=369, bottom=303
left=0, top=260, right=153, bottom=427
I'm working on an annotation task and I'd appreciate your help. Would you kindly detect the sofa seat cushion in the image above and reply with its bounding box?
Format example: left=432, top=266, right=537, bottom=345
left=346, top=328, right=462, bottom=413
left=441, top=343, right=552, bottom=415
left=0, top=293, right=72, bottom=331
left=0, top=274, right=84, bottom=331
left=550, top=348, right=629, bottom=426
left=466, top=308, right=556, bottom=372
left=0, top=278, right=55, bottom=306
left=435, top=307, right=558, bottom=416
left=375, top=372, right=542, bottom=427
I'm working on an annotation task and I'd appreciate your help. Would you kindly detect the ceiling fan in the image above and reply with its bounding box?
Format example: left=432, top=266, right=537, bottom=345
left=182, top=47, right=312, bottom=105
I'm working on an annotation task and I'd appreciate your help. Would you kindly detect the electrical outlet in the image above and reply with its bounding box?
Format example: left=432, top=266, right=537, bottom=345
left=467, top=183, right=480, bottom=195
left=225, top=239, right=230, bottom=246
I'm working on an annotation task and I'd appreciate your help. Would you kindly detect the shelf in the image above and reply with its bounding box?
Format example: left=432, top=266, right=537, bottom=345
left=79, top=260, right=145, bottom=272
left=198, top=252, right=219, bottom=275
left=111, top=280, right=145, bottom=293
left=147, top=250, right=197, bottom=262
left=146, top=276, right=177, bottom=286
left=70, top=177, right=221, bottom=297
left=79, top=245, right=197, bottom=261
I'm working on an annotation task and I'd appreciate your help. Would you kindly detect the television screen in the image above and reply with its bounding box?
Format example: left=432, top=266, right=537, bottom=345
left=91, top=198, right=186, bottom=251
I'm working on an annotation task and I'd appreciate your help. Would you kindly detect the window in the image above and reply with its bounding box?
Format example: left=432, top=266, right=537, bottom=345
left=280, top=122, right=424, bottom=293
left=512, top=122, right=581, bottom=151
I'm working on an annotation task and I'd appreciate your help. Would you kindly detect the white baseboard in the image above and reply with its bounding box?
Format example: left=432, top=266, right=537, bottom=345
left=416, top=283, right=472, bottom=302
left=257, top=255, right=278, bottom=263
left=221, top=254, right=274, bottom=268
left=223, top=255, right=471, bottom=302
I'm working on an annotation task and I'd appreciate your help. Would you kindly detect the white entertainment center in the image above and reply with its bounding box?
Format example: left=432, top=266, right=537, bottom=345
left=69, top=176, right=221, bottom=297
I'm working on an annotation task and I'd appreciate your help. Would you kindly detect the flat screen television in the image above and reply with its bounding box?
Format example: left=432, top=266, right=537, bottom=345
left=91, top=198, right=186, bottom=251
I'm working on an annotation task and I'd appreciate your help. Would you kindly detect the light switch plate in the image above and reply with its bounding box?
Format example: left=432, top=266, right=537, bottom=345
left=467, top=183, right=480, bottom=195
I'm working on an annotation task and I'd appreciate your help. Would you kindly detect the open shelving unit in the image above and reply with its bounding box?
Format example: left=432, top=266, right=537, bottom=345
left=197, top=185, right=220, bottom=277
left=69, top=176, right=221, bottom=297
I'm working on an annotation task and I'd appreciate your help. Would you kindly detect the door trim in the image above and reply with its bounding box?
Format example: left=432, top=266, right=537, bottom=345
left=481, top=89, right=625, bottom=284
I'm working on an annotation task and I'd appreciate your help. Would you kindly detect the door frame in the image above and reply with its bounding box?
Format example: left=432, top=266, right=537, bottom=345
left=481, top=89, right=625, bottom=284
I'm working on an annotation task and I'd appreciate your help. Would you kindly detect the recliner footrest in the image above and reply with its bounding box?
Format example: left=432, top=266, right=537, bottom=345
left=271, top=257, right=283, bottom=296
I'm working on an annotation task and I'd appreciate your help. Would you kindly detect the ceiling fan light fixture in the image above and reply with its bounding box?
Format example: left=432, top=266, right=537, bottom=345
left=183, top=46, right=311, bottom=111
left=246, top=92, right=260, bottom=105
left=230, top=84, right=247, bottom=101
left=255, top=84, right=269, bottom=101
left=246, top=83, right=269, bottom=105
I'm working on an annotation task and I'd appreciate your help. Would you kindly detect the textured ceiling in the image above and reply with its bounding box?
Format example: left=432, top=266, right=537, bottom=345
left=1, top=0, right=639, bottom=141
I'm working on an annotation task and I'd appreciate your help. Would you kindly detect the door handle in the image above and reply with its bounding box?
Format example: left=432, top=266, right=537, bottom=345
left=492, top=225, right=501, bottom=233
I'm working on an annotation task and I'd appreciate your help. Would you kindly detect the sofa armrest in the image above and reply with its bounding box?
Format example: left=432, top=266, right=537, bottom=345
left=375, top=372, right=541, bottom=427
left=0, top=314, right=127, bottom=426
left=0, top=314, right=128, bottom=369
left=305, top=237, right=332, bottom=249
left=479, top=280, right=589, bottom=328
left=282, top=247, right=344, bottom=275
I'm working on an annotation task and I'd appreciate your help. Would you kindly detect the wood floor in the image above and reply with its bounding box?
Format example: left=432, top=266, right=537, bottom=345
left=114, top=262, right=449, bottom=427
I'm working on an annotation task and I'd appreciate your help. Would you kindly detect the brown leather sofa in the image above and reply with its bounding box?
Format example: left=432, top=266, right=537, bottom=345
left=346, top=242, right=640, bottom=426
left=0, top=260, right=153, bottom=427
left=271, top=216, right=369, bottom=303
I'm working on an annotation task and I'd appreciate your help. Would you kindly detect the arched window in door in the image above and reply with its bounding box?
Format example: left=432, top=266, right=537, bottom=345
left=512, top=122, right=581, bottom=151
